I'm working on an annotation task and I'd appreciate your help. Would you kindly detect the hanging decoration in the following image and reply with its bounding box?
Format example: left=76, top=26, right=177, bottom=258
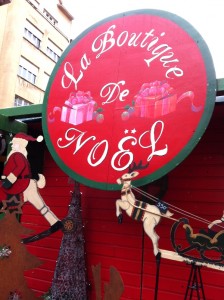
left=1, top=195, right=23, bottom=215
left=0, top=244, right=12, bottom=259
left=42, top=9, right=216, bottom=191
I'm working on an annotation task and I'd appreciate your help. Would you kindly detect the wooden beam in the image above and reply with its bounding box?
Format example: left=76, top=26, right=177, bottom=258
left=160, top=249, right=224, bottom=272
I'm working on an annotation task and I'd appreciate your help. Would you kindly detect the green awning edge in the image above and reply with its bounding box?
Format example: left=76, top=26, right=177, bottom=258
left=217, top=78, right=224, bottom=92
left=0, top=104, right=42, bottom=119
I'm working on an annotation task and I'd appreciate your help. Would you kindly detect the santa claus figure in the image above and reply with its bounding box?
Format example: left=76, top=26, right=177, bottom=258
left=1, top=132, right=62, bottom=233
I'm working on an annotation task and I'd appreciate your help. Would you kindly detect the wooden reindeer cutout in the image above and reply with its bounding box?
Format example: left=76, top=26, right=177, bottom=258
left=116, top=161, right=173, bottom=257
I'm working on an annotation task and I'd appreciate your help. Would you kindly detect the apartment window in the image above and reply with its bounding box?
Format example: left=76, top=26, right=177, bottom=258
left=43, top=72, right=50, bottom=89
left=43, top=9, right=58, bottom=26
left=24, top=20, right=42, bottom=48
left=14, top=96, right=31, bottom=107
left=46, top=40, right=62, bottom=62
left=18, top=57, right=38, bottom=84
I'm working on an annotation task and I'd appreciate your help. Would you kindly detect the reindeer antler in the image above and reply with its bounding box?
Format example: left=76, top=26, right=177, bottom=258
left=128, top=160, right=149, bottom=173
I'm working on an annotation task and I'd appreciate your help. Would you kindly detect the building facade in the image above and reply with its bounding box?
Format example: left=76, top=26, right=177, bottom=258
left=0, top=0, right=73, bottom=108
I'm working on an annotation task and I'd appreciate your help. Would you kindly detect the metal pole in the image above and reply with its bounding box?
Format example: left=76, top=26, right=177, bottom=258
left=184, top=263, right=206, bottom=300
left=154, top=252, right=161, bottom=300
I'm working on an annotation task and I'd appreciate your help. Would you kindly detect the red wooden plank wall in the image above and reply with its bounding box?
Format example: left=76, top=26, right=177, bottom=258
left=22, top=103, right=224, bottom=299
left=22, top=151, right=73, bottom=296
left=83, top=103, right=224, bottom=300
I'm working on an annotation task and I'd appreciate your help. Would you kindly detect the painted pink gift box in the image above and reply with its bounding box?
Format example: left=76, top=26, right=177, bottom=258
left=61, top=91, right=96, bottom=125
left=134, top=81, right=177, bottom=119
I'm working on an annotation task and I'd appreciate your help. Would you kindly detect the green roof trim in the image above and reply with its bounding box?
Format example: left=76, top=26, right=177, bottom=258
left=0, top=104, right=42, bottom=118
left=217, top=78, right=224, bottom=92
left=0, top=104, right=42, bottom=134
left=0, top=114, right=27, bottom=133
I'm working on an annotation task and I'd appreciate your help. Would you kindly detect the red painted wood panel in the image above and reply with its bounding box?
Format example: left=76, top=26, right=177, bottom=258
left=22, top=151, right=73, bottom=296
left=21, top=104, right=224, bottom=299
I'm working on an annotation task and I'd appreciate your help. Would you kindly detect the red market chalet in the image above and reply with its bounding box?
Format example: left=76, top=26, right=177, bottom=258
left=0, top=78, right=224, bottom=299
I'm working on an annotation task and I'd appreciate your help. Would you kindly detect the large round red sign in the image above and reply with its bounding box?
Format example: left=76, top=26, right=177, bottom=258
left=42, top=10, right=216, bottom=190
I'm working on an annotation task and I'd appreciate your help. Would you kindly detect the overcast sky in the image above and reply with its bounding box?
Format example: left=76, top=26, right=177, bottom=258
left=66, top=0, right=223, bottom=78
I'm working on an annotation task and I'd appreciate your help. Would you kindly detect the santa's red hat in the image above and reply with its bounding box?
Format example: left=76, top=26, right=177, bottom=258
left=13, top=133, right=43, bottom=142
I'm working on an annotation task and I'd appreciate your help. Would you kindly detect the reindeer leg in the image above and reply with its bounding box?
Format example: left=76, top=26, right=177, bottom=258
left=115, top=199, right=123, bottom=224
left=115, top=199, right=122, bottom=216
left=143, top=216, right=160, bottom=256
left=115, top=199, right=129, bottom=224
left=118, top=214, right=123, bottom=224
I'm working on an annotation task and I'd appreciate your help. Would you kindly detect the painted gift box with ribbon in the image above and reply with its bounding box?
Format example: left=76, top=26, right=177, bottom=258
left=134, top=81, right=177, bottom=119
left=61, top=91, right=96, bottom=125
